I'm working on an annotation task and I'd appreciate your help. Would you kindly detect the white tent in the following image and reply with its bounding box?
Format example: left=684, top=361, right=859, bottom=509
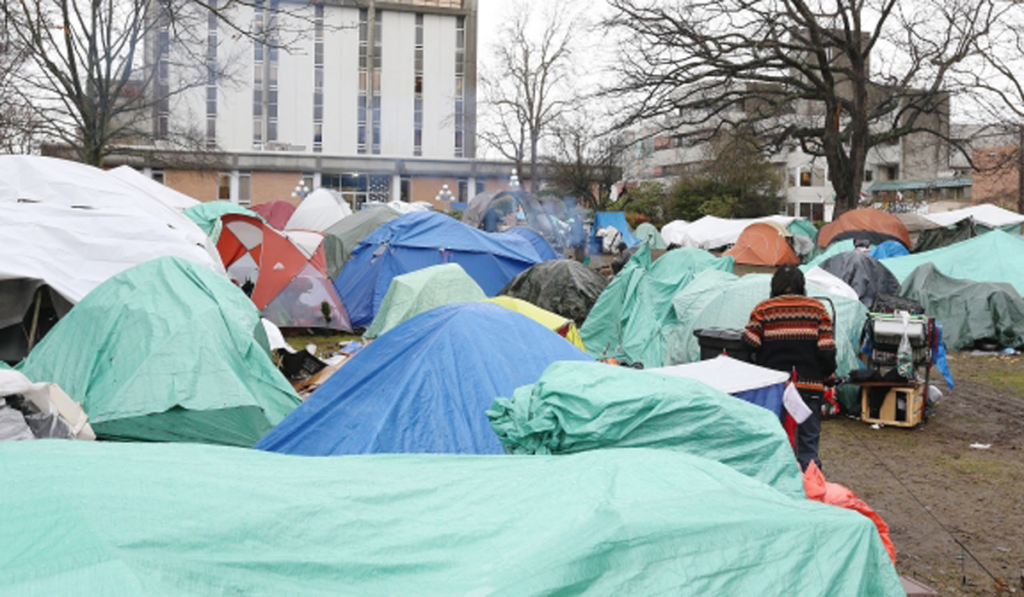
left=661, top=220, right=690, bottom=246
left=286, top=188, right=353, bottom=232
left=106, top=166, right=200, bottom=211
left=925, top=203, right=1024, bottom=229
left=0, top=156, right=224, bottom=356
left=671, top=215, right=797, bottom=250
left=650, top=355, right=787, bottom=395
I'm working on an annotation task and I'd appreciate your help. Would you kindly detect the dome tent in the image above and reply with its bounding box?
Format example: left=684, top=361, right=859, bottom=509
left=217, top=213, right=351, bottom=331
left=322, top=204, right=403, bottom=278
left=499, top=259, right=608, bottom=326
left=251, top=200, right=296, bottom=229
left=819, top=251, right=901, bottom=307
left=724, top=222, right=800, bottom=266
left=257, top=302, right=591, bottom=455
left=334, top=211, right=546, bottom=328
left=17, top=257, right=300, bottom=446
left=285, top=188, right=352, bottom=232
left=363, top=263, right=486, bottom=339
left=817, top=208, right=911, bottom=249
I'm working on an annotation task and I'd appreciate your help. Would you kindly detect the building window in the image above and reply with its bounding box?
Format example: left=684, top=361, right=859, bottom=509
left=369, top=174, right=390, bottom=202
left=155, top=14, right=170, bottom=140
left=372, top=13, right=382, bottom=155
left=313, top=4, right=324, bottom=153
left=864, top=169, right=873, bottom=182
left=321, top=173, right=341, bottom=189
left=357, top=9, right=368, bottom=154
left=266, top=0, right=279, bottom=143
left=205, top=1, right=217, bottom=149
left=458, top=178, right=468, bottom=203
left=218, top=173, right=231, bottom=201
left=252, top=0, right=265, bottom=148
left=475, top=179, right=485, bottom=195
left=238, top=172, right=252, bottom=206
left=151, top=169, right=165, bottom=185
left=886, top=165, right=899, bottom=180
left=401, top=175, right=411, bottom=202
left=414, top=13, right=423, bottom=156
left=454, top=15, right=466, bottom=157
left=800, top=170, right=812, bottom=187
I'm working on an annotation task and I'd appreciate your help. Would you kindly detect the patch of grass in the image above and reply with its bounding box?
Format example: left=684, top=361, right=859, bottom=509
left=283, top=331, right=362, bottom=357
left=933, top=454, right=1011, bottom=478
left=948, top=354, right=1024, bottom=392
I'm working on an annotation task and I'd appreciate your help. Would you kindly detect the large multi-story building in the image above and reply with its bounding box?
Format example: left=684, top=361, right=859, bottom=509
left=126, top=0, right=512, bottom=209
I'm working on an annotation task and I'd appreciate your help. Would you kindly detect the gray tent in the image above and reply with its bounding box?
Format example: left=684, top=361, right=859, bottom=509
left=901, top=263, right=1024, bottom=350
left=819, top=251, right=901, bottom=307
left=499, top=260, right=608, bottom=326
left=322, top=206, right=402, bottom=278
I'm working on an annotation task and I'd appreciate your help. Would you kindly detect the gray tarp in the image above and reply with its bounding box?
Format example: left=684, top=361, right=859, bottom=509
left=819, top=251, right=901, bottom=307
left=901, top=263, right=1024, bottom=350
left=499, top=260, right=608, bottom=326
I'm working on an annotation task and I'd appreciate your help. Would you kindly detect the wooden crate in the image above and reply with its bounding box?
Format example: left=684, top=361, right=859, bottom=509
left=860, top=384, right=925, bottom=428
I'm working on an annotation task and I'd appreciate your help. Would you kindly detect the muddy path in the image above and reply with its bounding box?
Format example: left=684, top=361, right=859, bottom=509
left=821, top=355, right=1024, bottom=595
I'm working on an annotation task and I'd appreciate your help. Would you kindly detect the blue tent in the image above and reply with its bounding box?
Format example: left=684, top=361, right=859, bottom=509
left=334, top=211, right=548, bottom=327
left=256, top=302, right=591, bottom=455
left=505, top=226, right=560, bottom=260
left=870, top=240, right=910, bottom=260
left=591, top=212, right=641, bottom=249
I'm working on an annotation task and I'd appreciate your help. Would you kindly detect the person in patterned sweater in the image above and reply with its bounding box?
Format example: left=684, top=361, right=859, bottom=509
left=742, top=264, right=837, bottom=470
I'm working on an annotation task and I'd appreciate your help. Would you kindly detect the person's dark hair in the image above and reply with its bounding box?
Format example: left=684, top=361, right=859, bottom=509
left=771, top=264, right=805, bottom=297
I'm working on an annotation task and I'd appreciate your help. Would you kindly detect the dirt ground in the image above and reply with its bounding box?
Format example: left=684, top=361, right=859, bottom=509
left=822, top=353, right=1024, bottom=595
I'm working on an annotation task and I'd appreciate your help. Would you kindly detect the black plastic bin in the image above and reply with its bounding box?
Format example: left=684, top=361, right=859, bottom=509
left=692, top=328, right=754, bottom=362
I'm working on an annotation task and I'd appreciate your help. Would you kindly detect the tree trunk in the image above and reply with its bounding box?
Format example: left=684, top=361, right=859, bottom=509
left=529, top=132, right=539, bottom=193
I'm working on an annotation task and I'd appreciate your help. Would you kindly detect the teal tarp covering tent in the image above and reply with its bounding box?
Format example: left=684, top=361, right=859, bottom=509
left=0, top=441, right=904, bottom=595
left=633, top=222, right=668, bottom=249
left=883, top=230, right=1024, bottom=294
left=488, top=361, right=805, bottom=499
left=18, top=257, right=300, bottom=446
left=666, top=270, right=869, bottom=377
left=901, top=263, right=1024, bottom=350
left=184, top=201, right=258, bottom=243
left=364, top=263, right=486, bottom=339
left=580, top=245, right=734, bottom=367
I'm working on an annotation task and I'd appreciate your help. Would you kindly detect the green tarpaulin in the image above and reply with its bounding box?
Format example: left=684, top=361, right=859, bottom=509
left=802, top=239, right=856, bottom=269
left=488, top=361, right=804, bottom=499
left=901, top=263, right=1024, bottom=350
left=913, top=218, right=977, bottom=253
left=580, top=245, right=734, bottom=367
left=183, top=201, right=257, bottom=243
left=665, top=270, right=869, bottom=377
left=633, top=222, right=668, bottom=249
left=0, top=441, right=903, bottom=596
left=364, top=263, right=486, bottom=339
left=323, top=206, right=402, bottom=279
left=18, top=257, right=300, bottom=446
left=883, top=230, right=1024, bottom=294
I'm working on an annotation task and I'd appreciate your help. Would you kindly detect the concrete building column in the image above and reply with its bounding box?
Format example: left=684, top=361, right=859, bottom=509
left=468, top=175, right=478, bottom=200
left=392, top=173, right=402, bottom=202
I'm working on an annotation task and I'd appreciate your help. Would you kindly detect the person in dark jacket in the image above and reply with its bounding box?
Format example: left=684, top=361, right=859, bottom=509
left=742, top=264, right=837, bottom=470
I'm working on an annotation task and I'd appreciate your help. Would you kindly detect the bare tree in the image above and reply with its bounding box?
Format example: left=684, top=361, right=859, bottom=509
left=0, top=19, right=39, bottom=153
left=546, top=111, right=623, bottom=210
left=479, top=0, right=579, bottom=192
left=604, top=0, right=1024, bottom=215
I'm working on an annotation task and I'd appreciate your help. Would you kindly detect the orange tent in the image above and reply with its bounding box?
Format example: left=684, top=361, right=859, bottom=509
left=218, top=213, right=351, bottom=331
left=251, top=200, right=296, bottom=230
left=724, top=222, right=799, bottom=266
left=817, top=208, right=911, bottom=248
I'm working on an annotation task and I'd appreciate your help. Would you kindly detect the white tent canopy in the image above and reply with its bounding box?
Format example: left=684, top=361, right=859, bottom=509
left=106, top=166, right=200, bottom=211
left=286, top=188, right=353, bottom=232
left=0, top=156, right=224, bottom=332
left=669, top=215, right=797, bottom=250
left=925, top=203, right=1024, bottom=229
left=660, top=220, right=690, bottom=246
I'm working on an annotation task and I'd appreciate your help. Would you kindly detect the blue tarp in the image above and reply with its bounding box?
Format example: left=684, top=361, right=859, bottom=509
left=591, top=212, right=641, bottom=248
left=871, top=240, right=910, bottom=260
left=334, top=211, right=548, bottom=327
left=257, top=302, right=591, bottom=456
left=505, top=226, right=560, bottom=260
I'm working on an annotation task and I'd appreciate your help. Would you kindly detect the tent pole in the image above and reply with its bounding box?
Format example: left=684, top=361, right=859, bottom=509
left=27, top=289, right=42, bottom=352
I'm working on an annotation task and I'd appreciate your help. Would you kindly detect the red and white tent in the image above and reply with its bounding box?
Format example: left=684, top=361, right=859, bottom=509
left=217, top=213, right=351, bottom=331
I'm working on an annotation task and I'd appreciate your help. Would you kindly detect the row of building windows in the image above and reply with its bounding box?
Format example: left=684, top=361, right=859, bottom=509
left=313, top=4, right=324, bottom=153
left=454, top=15, right=466, bottom=157
left=414, top=14, right=424, bottom=156
left=205, top=1, right=218, bottom=149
